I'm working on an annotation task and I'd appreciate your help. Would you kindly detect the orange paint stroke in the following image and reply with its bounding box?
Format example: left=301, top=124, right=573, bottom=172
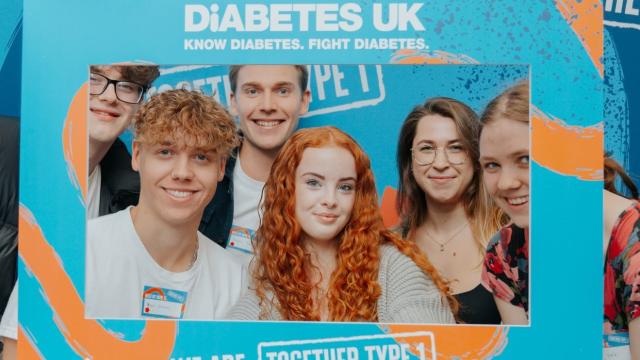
left=532, top=106, right=602, bottom=180
left=18, top=326, right=44, bottom=360
left=555, top=0, right=603, bottom=77
left=391, top=50, right=479, bottom=65
left=62, top=83, right=88, bottom=202
left=19, top=205, right=177, bottom=359
left=380, top=186, right=399, bottom=228
left=386, top=325, right=508, bottom=359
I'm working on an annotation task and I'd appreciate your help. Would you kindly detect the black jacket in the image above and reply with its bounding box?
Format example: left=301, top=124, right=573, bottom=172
left=98, top=138, right=140, bottom=216
left=198, top=153, right=236, bottom=248
left=0, top=116, right=19, bottom=319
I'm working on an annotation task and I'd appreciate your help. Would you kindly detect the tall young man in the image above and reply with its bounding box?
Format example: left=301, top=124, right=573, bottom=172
left=199, top=65, right=310, bottom=260
left=88, top=64, right=159, bottom=218
left=86, top=89, right=245, bottom=319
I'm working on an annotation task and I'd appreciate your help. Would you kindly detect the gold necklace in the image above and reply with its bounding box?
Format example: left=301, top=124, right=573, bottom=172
left=424, top=223, right=469, bottom=253
left=185, top=240, right=199, bottom=271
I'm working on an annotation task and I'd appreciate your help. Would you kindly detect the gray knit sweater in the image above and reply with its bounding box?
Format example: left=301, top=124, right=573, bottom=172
left=226, top=244, right=455, bottom=323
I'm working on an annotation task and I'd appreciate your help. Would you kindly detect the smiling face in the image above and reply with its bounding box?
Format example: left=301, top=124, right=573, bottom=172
left=411, top=114, right=474, bottom=206
left=294, top=146, right=357, bottom=247
left=230, top=65, right=310, bottom=155
left=89, top=67, right=140, bottom=145
left=479, top=117, right=530, bottom=228
left=132, top=140, right=226, bottom=227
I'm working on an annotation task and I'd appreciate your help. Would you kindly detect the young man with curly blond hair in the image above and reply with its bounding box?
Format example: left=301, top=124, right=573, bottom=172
left=86, top=89, right=245, bottom=320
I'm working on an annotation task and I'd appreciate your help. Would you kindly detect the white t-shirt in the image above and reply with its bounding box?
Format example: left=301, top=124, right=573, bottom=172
left=85, top=208, right=246, bottom=320
left=227, top=159, right=264, bottom=262
left=0, top=283, right=17, bottom=340
left=87, top=165, right=101, bottom=219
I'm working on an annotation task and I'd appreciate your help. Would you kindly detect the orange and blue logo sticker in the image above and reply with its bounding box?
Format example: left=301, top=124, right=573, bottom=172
left=141, top=286, right=188, bottom=319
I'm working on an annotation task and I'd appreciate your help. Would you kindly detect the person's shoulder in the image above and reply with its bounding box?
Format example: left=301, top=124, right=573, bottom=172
left=198, top=231, right=243, bottom=268
left=485, top=225, right=519, bottom=252
left=380, top=243, right=409, bottom=262
left=87, top=208, right=131, bottom=244
left=621, top=201, right=640, bottom=228
left=610, top=201, right=640, bottom=258
left=487, top=228, right=503, bottom=246
left=379, top=244, right=421, bottom=278
left=89, top=208, right=129, bottom=227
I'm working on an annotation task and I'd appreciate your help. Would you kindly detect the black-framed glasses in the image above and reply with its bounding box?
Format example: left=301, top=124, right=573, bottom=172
left=89, top=72, right=146, bottom=104
left=411, top=144, right=467, bottom=166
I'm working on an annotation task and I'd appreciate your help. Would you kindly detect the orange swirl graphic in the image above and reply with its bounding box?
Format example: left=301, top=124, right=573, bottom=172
left=18, top=326, right=44, bottom=360
left=391, top=50, right=479, bottom=64
left=387, top=325, right=508, bottom=359
left=19, top=205, right=177, bottom=359
left=381, top=186, right=400, bottom=228
left=532, top=107, right=602, bottom=180
left=555, top=0, right=603, bottom=77
left=62, top=83, right=88, bottom=201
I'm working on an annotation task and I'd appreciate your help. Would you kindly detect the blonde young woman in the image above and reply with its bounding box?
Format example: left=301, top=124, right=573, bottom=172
left=396, top=98, right=504, bottom=324
left=479, top=81, right=530, bottom=325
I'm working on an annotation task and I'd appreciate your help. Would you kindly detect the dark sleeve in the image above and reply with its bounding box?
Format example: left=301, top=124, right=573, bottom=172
left=99, top=138, right=140, bottom=216
left=198, top=155, right=235, bottom=248
left=0, top=117, right=19, bottom=318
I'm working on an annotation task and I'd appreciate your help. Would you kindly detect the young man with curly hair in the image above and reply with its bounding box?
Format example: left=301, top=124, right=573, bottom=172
left=86, top=89, right=245, bottom=319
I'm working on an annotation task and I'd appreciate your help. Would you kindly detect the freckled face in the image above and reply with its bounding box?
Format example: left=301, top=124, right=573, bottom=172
left=479, top=118, right=530, bottom=228
left=294, top=146, right=357, bottom=246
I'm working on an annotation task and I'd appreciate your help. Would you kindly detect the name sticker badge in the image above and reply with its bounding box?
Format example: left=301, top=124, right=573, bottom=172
left=141, top=286, right=188, bottom=319
left=228, top=225, right=255, bottom=255
left=604, top=333, right=631, bottom=360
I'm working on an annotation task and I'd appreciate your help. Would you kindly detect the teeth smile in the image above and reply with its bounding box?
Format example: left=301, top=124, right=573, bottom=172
left=255, top=120, right=281, bottom=127
left=92, top=109, right=117, bottom=116
left=507, top=196, right=528, bottom=205
left=166, top=189, right=193, bottom=198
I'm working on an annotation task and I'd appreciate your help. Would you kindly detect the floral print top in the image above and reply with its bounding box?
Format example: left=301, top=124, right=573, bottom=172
left=604, top=202, right=640, bottom=338
left=481, top=224, right=529, bottom=313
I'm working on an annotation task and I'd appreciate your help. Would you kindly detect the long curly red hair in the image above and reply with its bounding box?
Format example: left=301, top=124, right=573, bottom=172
left=254, top=126, right=457, bottom=321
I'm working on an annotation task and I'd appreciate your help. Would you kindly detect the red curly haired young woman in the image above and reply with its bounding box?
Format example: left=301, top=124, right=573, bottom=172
left=227, top=126, right=456, bottom=323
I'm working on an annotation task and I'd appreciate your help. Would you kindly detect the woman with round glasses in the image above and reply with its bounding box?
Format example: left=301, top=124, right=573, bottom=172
left=479, top=81, right=529, bottom=325
left=228, top=126, right=456, bottom=323
left=396, top=98, right=504, bottom=324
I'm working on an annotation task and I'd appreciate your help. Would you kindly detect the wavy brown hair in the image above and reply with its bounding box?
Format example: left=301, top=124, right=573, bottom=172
left=604, top=153, right=638, bottom=199
left=396, top=97, right=504, bottom=250
left=255, top=126, right=457, bottom=321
